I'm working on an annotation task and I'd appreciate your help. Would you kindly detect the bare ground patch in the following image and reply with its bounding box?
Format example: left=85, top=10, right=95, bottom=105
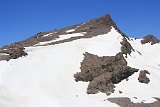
left=74, top=52, right=139, bottom=95
left=107, top=97, right=160, bottom=107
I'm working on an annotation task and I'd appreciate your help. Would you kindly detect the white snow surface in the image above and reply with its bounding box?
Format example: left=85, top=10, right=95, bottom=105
left=43, top=33, right=53, bottom=37
left=105, top=38, right=160, bottom=103
left=0, top=53, right=9, bottom=56
left=66, top=29, right=75, bottom=33
left=0, top=27, right=160, bottom=107
left=36, top=33, right=85, bottom=46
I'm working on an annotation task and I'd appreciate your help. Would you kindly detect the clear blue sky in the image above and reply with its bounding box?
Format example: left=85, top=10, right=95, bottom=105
left=0, top=0, right=160, bottom=47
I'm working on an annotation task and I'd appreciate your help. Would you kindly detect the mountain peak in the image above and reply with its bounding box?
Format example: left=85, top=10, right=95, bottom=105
left=141, top=34, right=159, bottom=45
left=1, top=14, right=125, bottom=49
left=0, top=13, right=160, bottom=107
left=87, top=14, right=113, bottom=27
left=87, top=14, right=126, bottom=37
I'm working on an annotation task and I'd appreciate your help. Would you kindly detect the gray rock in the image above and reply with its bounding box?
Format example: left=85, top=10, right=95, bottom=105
left=120, top=38, right=134, bottom=56
left=0, top=46, right=27, bottom=61
left=141, top=35, right=159, bottom=45
left=74, top=52, right=139, bottom=95
left=108, top=97, right=160, bottom=107
left=138, top=70, right=150, bottom=84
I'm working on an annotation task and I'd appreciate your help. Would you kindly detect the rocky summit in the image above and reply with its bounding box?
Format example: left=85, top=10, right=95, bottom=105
left=0, top=14, right=160, bottom=107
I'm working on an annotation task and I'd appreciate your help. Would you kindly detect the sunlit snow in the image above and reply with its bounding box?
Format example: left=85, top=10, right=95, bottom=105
left=0, top=27, right=160, bottom=106
left=36, top=33, right=86, bottom=46
left=66, top=29, right=75, bottom=33
left=43, top=33, right=53, bottom=37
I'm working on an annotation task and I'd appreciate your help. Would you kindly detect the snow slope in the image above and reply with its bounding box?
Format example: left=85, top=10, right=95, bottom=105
left=0, top=27, right=160, bottom=107
left=36, top=32, right=86, bottom=46
left=0, top=27, right=122, bottom=107
left=105, top=38, right=160, bottom=103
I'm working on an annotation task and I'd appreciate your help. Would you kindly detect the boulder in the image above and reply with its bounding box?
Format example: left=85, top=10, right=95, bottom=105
left=138, top=70, right=150, bottom=84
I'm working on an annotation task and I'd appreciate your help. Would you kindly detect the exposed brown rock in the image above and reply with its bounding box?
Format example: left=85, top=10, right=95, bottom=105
left=108, top=97, right=160, bottom=107
left=120, top=38, right=134, bottom=57
left=74, top=52, right=139, bottom=95
left=119, top=91, right=123, bottom=94
left=138, top=70, right=150, bottom=84
left=0, top=46, right=27, bottom=61
left=141, top=35, right=159, bottom=45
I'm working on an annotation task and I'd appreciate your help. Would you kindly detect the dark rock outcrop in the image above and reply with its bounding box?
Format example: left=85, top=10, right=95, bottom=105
left=108, top=97, right=160, bottom=107
left=120, top=38, right=134, bottom=56
left=141, top=35, right=159, bottom=45
left=138, top=70, right=150, bottom=84
left=74, top=52, right=139, bottom=95
left=0, top=46, right=27, bottom=61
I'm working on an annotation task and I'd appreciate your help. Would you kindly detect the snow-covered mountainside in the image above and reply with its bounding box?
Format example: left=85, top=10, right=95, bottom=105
left=0, top=14, right=160, bottom=107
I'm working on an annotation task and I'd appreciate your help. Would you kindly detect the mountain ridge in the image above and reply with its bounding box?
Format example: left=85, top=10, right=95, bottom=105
left=0, top=13, right=160, bottom=107
left=0, top=14, right=159, bottom=61
left=0, top=14, right=124, bottom=61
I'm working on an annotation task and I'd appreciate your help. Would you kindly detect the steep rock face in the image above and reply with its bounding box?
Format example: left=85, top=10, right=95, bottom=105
left=74, top=52, right=139, bottom=95
left=138, top=70, right=150, bottom=84
left=141, top=35, right=159, bottom=45
left=120, top=38, right=134, bottom=56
